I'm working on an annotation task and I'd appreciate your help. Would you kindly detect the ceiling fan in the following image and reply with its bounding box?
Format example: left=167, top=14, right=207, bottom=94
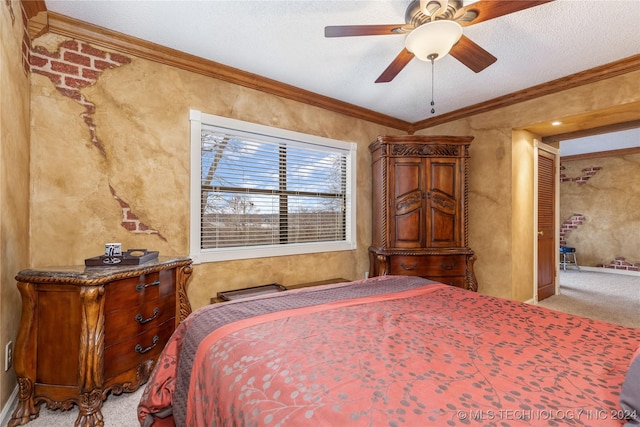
left=325, top=0, right=554, bottom=83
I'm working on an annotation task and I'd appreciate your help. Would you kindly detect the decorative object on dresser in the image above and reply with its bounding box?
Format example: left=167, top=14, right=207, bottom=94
left=369, top=134, right=477, bottom=291
left=8, top=256, right=193, bottom=427
left=84, top=248, right=160, bottom=266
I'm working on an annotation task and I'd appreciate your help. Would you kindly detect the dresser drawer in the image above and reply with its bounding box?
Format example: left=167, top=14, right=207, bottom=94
left=104, top=295, right=175, bottom=347
left=104, top=318, right=174, bottom=381
left=389, top=255, right=466, bottom=277
left=104, top=270, right=175, bottom=312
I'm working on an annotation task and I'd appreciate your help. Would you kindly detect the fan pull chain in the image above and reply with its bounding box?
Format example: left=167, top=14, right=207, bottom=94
left=428, top=53, right=437, bottom=114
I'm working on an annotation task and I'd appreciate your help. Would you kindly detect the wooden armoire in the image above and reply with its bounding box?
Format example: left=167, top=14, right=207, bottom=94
left=369, top=135, right=478, bottom=292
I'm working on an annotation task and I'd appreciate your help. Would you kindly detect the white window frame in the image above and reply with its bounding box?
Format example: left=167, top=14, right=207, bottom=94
left=189, top=109, right=357, bottom=264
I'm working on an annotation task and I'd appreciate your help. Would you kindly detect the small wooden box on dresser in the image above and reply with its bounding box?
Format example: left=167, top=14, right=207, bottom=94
left=9, top=256, right=193, bottom=427
left=369, top=135, right=478, bottom=292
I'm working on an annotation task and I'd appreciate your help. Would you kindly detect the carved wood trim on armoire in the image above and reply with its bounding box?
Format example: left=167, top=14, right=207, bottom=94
left=369, top=135, right=478, bottom=292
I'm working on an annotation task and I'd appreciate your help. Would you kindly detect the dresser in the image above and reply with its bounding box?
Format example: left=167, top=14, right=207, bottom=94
left=369, top=135, right=478, bottom=291
left=9, top=257, right=193, bottom=427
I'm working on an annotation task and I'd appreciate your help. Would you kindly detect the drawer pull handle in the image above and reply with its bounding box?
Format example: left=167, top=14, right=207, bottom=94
left=135, top=335, right=159, bottom=354
left=136, top=280, right=160, bottom=292
left=440, top=262, right=457, bottom=270
left=135, top=307, right=160, bottom=324
left=400, top=262, right=418, bottom=271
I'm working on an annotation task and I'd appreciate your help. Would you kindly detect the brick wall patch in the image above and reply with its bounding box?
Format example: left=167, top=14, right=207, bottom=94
left=109, top=185, right=166, bottom=241
left=30, top=39, right=166, bottom=241
left=559, top=213, right=585, bottom=246
left=29, top=40, right=131, bottom=156
left=597, top=257, right=640, bottom=272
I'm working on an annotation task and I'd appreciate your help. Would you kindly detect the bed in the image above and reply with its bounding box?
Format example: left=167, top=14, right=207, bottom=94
left=137, top=275, right=640, bottom=426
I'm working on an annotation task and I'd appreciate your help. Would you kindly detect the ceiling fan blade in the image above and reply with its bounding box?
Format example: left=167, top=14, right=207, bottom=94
left=449, top=35, right=497, bottom=73
left=325, top=24, right=409, bottom=37
left=457, top=0, right=554, bottom=26
left=375, top=48, right=415, bottom=83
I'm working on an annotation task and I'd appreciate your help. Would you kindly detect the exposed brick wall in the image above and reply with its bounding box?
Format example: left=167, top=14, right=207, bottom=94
left=598, top=257, right=640, bottom=272
left=109, top=185, right=166, bottom=241
left=559, top=213, right=585, bottom=246
left=560, top=213, right=638, bottom=270
left=30, top=39, right=163, bottom=239
left=560, top=164, right=602, bottom=185
left=560, top=158, right=640, bottom=271
left=30, top=40, right=131, bottom=156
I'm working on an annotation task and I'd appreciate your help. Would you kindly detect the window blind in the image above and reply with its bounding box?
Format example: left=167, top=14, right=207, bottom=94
left=200, top=127, right=348, bottom=249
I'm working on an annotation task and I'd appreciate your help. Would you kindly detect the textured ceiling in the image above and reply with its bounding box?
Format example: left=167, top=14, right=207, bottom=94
left=44, top=0, right=640, bottom=125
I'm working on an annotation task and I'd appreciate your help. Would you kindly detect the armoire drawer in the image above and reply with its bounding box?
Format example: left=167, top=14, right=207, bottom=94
left=389, top=255, right=466, bottom=277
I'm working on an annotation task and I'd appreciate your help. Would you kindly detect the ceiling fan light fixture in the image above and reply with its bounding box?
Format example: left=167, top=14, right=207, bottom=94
left=405, top=20, right=463, bottom=62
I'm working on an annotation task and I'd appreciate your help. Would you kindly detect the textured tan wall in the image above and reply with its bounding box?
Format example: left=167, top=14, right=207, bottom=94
left=416, top=70, right=640, bottom=300
left=29, top=35, right=399, bottom=311
left=511, top=130, right=536, bottom=302
left=0, top=0, right=31, bottom=411
left=23, top=29, right=640, bottom=321
left=417, top=121, right=518, bottom=298
left=560, top=152, right=640, bottom=267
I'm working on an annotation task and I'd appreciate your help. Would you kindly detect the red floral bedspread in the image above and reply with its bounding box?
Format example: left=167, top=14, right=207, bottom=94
left=139, top=278, right=640, bottom=427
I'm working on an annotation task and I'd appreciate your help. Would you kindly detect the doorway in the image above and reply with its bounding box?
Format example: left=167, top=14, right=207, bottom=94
left=525, top=116, right=639, bottom=304
left=553, top=126, right=640, bottom=273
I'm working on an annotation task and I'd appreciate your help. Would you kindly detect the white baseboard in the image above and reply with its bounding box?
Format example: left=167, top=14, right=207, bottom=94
left=565, top=266, right=640, bottom=276
left=0, top=385, right=18, bottom=426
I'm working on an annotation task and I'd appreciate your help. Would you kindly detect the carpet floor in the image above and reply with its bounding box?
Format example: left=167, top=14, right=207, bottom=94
left=539, top=269, right=640, bottom=328
left=11, top=269, right=639, bottom=426
left=15, top=386, right=143, bottom=426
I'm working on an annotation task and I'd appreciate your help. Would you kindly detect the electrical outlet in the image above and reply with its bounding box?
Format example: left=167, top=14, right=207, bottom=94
left=364, top=271, right=369, bottom=279
left=5, top=341, right=13, bottom=371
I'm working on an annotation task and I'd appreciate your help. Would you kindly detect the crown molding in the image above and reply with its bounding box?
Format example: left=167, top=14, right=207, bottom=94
left=31, top=8, right=640, bottom=134
left=21, top=0, right=48, bottom=39
left=45, top=11, right=411, bottom=132
left=21, top=0, right=46, bottom=19
left=410, top=55, right=640, bottom=132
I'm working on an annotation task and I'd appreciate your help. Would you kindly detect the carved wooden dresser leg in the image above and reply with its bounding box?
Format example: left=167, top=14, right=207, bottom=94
left=75, top=389, right=105, bottom=427
left=8, top=377, right=39, bottom=426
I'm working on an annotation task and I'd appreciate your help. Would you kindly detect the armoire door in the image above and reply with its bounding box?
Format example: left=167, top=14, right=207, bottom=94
left=389, top=158, right=425, bottom=249
left=426, top=158, right=462, bottom=248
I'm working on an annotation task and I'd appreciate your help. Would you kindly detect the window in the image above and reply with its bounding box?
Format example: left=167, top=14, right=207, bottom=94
left=190, top=110, right=357, bottom=263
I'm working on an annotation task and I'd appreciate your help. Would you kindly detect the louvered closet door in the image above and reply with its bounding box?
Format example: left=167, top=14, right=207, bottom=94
left=426, top=158, right=462, bottom=248
left=390, top=158, right=425, bottom=248
left=537, top=149, right=556, bottom=300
